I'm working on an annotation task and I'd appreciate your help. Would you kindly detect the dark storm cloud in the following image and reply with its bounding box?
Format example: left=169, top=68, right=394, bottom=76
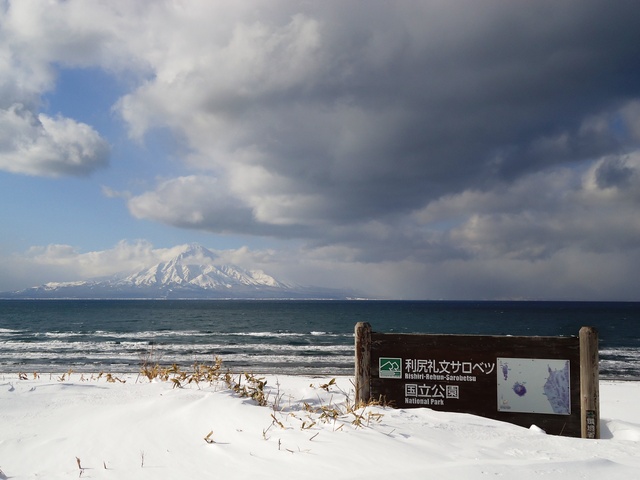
left=595, top=156, right=634, bottom=189
left=169, top=0, right=640, bottom=228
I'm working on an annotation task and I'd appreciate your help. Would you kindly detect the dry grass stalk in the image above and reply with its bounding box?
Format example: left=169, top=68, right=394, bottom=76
left=204, top=431, right=215, bottom=444
left=105, top=373, right=126, bottom=383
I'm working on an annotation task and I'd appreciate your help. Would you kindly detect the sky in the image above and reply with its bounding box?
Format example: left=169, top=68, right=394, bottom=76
left=1, top=0, right=640, bottom=300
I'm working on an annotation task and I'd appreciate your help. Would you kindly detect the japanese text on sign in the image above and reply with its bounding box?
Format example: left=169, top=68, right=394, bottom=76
left=404, top=384, right=460, bottom=405
left=404, top=359, right=496, bottom=381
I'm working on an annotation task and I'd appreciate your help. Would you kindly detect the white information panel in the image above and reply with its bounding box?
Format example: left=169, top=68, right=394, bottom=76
left=497, top=358, right=571, bottom=415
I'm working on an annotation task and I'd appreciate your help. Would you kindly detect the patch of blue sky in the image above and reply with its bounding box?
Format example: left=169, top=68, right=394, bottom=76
left=42, top=66, right=124, bottom=135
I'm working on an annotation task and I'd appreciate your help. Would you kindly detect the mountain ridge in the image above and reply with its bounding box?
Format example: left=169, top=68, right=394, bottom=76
left=2, top=245, right=357, bottom=300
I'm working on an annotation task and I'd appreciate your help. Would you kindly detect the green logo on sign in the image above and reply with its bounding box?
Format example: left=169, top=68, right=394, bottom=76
left=379, top=357, right=402, bottom=378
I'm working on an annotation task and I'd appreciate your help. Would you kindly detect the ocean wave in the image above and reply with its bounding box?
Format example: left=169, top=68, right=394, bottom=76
left=38, top=330, right=352, bottom=339
left=1, top=347, right=637, bottom=378
left=0, top=350, right=354, bottom=369
left=217, top=331, right=350, bottom=338
left=0, top=340, right=353, bottom=353
left=1, top=334, right=637, bottom=378
left=0, top=328, right=20, bottom=334
left=600, top=347, right=640, bottom=357
left=0, top=361, right=355, bottom=376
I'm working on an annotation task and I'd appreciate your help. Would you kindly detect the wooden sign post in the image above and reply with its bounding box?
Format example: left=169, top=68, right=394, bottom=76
left=580, top=326, right=600, bottom=439
left=354, top=322, right=599, bottom=439
left=355, top=321, right=371, bottom=405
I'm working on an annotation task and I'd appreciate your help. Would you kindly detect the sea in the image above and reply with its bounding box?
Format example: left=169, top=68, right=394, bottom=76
left=1, top=300, right=639, bottom=380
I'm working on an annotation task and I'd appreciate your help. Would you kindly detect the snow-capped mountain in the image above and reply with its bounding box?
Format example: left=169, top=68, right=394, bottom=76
left=122, top=244, right=289, bottom=290
left=3, top=245, right=354, bottom=299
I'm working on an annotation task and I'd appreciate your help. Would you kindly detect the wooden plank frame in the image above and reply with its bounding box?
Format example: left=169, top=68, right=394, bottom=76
left=355, top=322, right=599, bottom=439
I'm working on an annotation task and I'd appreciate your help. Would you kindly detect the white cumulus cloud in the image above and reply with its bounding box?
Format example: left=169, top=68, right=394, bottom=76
left=0, top=105, right=109, bottom=176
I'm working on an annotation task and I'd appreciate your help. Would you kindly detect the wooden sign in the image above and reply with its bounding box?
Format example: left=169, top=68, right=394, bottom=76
left=355, top=323, right=599, bottom=439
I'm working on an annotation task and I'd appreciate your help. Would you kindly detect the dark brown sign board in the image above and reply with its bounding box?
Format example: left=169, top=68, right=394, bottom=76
left=355, top=323, right=599, bottom=438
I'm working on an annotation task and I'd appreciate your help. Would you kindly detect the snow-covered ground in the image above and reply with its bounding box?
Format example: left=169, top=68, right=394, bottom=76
left=1, top=373, right=639, bottom=479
